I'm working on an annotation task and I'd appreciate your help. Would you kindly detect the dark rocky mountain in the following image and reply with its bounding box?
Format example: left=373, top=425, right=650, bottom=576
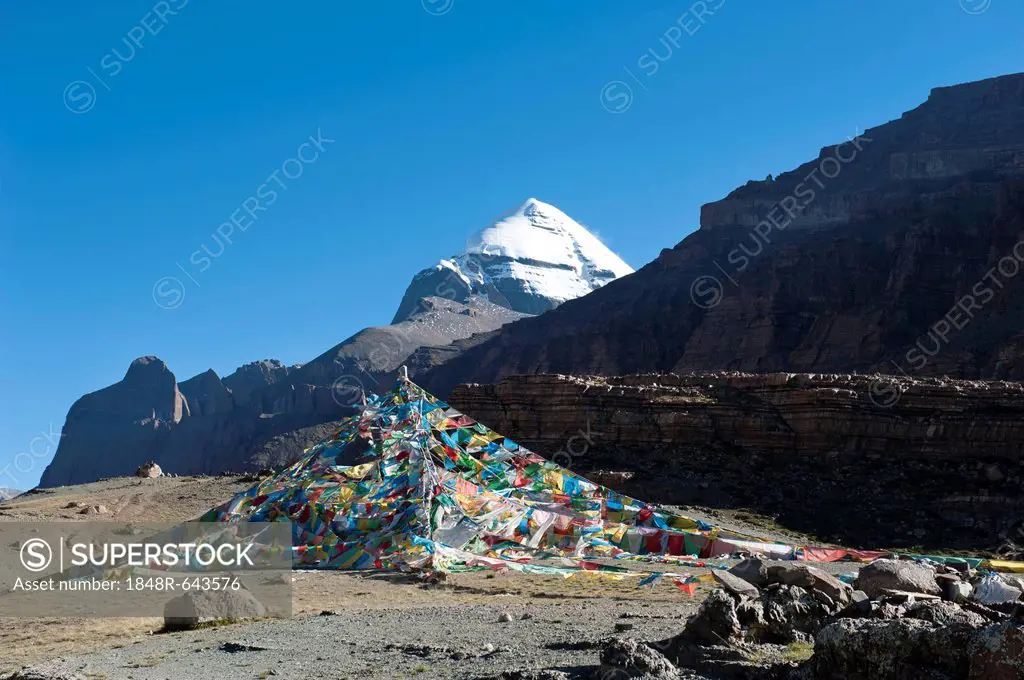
left=39, top=202, right=630, bottom=487
left=422, top=73, right=1024, bottom=394
left=38, top=296, right=528, bottom=488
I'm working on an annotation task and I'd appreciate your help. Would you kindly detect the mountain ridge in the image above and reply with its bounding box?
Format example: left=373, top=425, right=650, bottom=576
left=38, top=200, right=631, bottom=487
left=420, top=72, right=1024, bottom=393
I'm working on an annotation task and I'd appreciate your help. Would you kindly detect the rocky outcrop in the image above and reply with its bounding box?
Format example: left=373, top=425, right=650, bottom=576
left=601, top=557, right=1024, bottom=680
left=448, top=372, right=1024, bottom=551
left=422, top=73, right=1024, bottom=393
left=178, top=369, right=234, bottom=417
left=38, top=358, right=187, bottom=487
left=221, top=360, right=294, bottom=409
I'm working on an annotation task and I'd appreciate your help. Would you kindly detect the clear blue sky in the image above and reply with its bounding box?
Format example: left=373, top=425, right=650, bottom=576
left=1, top=0, right=1021, bottom=489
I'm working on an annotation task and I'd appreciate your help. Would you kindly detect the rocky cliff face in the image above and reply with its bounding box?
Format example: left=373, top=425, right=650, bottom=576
left=423, top=73, right=1024, bottom=393
left=450, top=373, right=1024, bottom=552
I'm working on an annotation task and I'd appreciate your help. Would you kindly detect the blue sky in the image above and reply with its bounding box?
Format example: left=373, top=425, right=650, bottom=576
left=1, top=0, right=1021, bottom=489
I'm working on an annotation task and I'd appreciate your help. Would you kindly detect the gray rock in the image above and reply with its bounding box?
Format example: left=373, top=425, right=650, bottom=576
left=498, top=611, right=513, bottom=623
left=712, top=570, right=760, bottom=600
left=870, top=602, right=909, bottom=620
left=600, top=637, right=680, bottom=679
left=843, top=589, right=872, bottom=616
left=968, top=621, right=1024, bottom=678
left=854, top=559, right=941, bottom=598
left=498, top=672, right=572, bottom=680
left=905, top=600, right=988, bottom=628
left=940, top=579, right=973, bottom=604
left=728, top=557, right=769, bottom=587
left=879, top=589, right=942, bottom=604
left=768, top=563, right=852, bottom=604
left=809, top=617, right=975, bottom=679
left=679, top=589, right=742, bottom=646
left=737, top=584, right=835, bottom=643
left=163, top=588, right=268, bottom=631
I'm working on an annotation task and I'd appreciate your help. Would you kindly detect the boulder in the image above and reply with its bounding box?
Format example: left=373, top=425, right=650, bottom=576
left=842, top=590, right=872, bottom=616
left=679, top=589, right=742, bottom=646
left=768, top=563, right=852, bottom=605
left=854, top=559, right=941, bottom=598
left=135, top=461, right=163, bottom=478
left=968, top=622, right=1024, bottom=680
left=906, top=600, right=988, bottom=628
left=736, top=584, right=835, bottom=643
left=940, top=578, right=974, bottom=604
left=810, top=618, right=975, bottom=679
left=599, top=637, right=680, bottom=679
left=163, top=588, right=268, bottom=631
left=712, top=570, right=760, bottom=600
left=728, top=557, right=769, bottom=588
left=78, top=504, right=108, bottom=515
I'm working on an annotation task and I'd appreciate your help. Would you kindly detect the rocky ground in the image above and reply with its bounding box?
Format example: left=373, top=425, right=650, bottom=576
left=0, top=475, right=862, bottom=679
left=6, top=475, right=1020, bottom=680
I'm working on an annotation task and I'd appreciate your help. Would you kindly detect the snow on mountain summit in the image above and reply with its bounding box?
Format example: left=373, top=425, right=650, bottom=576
left=392, top=198, right=634, bottom=323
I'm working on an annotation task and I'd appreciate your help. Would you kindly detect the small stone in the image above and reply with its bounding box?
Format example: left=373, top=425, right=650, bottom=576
left=844, top=590, right=872, bottom=616
left=497, top=612, right=513, bottom=623
left=615, top=622, right=634, bottom=632
left=220, top=641, right=270, bottom=653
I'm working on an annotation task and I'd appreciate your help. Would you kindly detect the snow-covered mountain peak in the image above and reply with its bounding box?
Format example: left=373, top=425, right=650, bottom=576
left=392, top=198, right=633, bottom=323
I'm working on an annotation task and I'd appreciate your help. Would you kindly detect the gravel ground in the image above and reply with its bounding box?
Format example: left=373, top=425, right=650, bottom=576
left=15, top=598, right=696, bottom=680
left=0, top=476, right=865, bottom=679
left=6, top=558, right=864, bottom=680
